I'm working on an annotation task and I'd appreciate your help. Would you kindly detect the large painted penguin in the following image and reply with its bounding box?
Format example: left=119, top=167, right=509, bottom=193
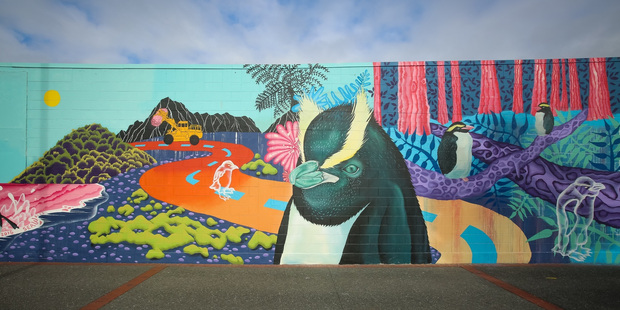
left=437, top=122, right=474, bottom=179
left=274, top=91, right=431, bottom=264
left=535, top=102, right=554, bottom=136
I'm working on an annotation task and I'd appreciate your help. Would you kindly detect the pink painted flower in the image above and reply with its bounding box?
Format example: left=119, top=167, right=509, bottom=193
left=265, top=121, right=300, bottom=175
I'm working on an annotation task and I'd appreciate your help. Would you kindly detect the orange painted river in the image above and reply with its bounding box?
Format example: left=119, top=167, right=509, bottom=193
left=134, top=141, right=291, bottom=233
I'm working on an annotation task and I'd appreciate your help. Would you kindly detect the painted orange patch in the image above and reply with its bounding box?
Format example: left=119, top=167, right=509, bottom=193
left=136, top=141, right=290, bottom=233
left=420, top=197, right=532, bottom=264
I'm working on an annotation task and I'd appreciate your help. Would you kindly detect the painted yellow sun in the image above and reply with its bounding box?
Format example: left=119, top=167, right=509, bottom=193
left=44, top=90, right=61, bottom=107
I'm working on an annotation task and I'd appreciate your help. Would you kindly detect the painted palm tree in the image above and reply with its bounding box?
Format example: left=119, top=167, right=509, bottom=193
left=243, top=64, right=329, bottom=118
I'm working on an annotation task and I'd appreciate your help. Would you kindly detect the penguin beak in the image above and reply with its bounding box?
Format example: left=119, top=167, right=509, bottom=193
left=464, top=125, right=474, bottom=131
left=592, top=182, right=605, bottom=192
left=289, top=160, right=339, bottom=189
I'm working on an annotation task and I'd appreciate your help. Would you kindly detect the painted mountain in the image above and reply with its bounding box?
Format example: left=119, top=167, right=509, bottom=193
left=12, top=124, right=156, bottom=184
left=117, top=98, right=261, bottom=143
left=264, top=111, right=298, bottom=133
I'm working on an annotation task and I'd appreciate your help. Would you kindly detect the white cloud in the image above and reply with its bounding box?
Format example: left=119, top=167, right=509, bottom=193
left=0, top=0, right=619, bottom=64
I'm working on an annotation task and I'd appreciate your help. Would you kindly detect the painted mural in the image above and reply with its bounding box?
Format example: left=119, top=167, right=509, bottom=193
left=1, top=58, right=619, bottom=265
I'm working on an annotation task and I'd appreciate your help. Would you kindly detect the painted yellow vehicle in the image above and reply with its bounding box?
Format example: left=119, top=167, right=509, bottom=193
left=154, top=108, right=203, bottom=145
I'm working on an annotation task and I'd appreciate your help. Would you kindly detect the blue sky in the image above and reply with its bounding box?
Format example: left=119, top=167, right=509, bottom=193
left=1, top=0, right=620, bottom=183
left=1, top=0, right=620, bottom=64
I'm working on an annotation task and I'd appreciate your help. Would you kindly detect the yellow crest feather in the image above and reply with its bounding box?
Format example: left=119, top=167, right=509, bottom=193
left=297, top=94, right=322, bottom=162
left=321, top=91, right=372, bottom=169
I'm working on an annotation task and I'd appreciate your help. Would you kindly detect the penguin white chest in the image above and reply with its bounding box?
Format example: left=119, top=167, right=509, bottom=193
left=445, top=132, right=473, bottom=179
left=280, top=202, right=367, bottom=264
left=535, top=112, right=546, bottom=136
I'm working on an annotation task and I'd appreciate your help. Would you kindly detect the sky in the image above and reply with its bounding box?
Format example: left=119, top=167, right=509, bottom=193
left=1, top=0, right=620, bottom=183
left=1, top=0, right=620, bottom=64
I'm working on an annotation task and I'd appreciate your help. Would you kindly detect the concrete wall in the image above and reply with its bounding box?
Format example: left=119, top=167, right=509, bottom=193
left=1, top=58, right=619, bottom=265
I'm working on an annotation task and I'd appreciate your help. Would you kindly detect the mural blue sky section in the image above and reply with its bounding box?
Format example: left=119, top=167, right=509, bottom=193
left=0, top=63, right=372, bottom=182
left=1, top=0, right=620, bottom=64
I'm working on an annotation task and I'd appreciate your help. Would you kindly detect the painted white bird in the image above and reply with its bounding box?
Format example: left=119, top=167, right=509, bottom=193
left=209, top=160, right=239, bottom=200
left=552, top=176, right=605, bottom=261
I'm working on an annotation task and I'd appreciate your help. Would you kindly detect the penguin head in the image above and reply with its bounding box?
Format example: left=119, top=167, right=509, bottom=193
left=222, top=160, right=239, bottom=170
left=537, top=102, right=551, bottom=113
left=446, top=122, right=474, bottom=133
left=573, top=176, right=605, bottom=197
left=289, top=91, right=374, bottom=225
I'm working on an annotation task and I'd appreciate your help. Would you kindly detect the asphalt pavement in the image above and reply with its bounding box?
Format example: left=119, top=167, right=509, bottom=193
left=1, top=263, right=619, bottom=309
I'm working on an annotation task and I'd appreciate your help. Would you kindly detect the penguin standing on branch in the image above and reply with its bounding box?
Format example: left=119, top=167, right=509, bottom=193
left=274, top=91, right=431, bottom=265
left=437, top=122, right=474, bottom=180
left=535, top=102, right=554, bottom=136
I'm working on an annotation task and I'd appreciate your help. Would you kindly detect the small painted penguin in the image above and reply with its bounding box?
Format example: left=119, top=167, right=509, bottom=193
left=437, top=122, right=474, bottom=179
left=209, top=160, right=239, bottom=200
left=274, top=91, right=431, bottom=265
left=535, top=102, right=554, bottom=136
left=552, top=176, right=605, bottom=262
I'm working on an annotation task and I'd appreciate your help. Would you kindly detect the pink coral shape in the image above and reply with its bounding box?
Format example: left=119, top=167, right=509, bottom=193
left=0, top=184, right=104, bottom=237
left=264, top=121, right=300, bottom=174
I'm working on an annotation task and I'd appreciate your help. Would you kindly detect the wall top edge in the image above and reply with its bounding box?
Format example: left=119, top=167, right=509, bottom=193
left=0, top=57, right=619, bottom=70
left=0, top=62, right=373, bottom=70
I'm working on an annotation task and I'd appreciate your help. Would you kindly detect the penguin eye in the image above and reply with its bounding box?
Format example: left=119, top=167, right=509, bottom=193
left=343, top=164, right=360, bottom=175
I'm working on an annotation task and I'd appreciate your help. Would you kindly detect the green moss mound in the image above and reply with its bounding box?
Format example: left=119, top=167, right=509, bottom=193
left=248, top=231, right=277, bottom=250
left=240, top=154, right=278, bottom=176
left=118, top=204, right=135, bottom=216
left=184, top=244, right=210, bottom=257
left=11, top=123, right=156, bottom=184
left=88, top=207, right=252, bottom=260
left=221, top=254, right=244, bottom=265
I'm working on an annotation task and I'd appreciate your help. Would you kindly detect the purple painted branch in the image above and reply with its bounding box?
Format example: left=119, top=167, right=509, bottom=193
left=411, top=109, right=588, bottom=200
left=428, top=109, right=620, bottom=228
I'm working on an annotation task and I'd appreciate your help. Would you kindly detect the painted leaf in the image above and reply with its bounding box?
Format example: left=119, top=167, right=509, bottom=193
left=527, top=229, right=554, bottom=242
left=589, top=161, right=609, bottom=171
left=539, top=216, right=557, bottom=227
left=593, top=153, right=609, bottom=160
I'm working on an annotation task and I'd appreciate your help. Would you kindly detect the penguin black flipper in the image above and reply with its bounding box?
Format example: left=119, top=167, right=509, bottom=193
left=339, top=119, right=431, bottom=265
left=437, top=133, right=458, bottom=175
left=543, top=112, right=554, bottom=135
left=273, top=198, right=293, bottom=264
left=404, top=192, right=432, bottom=263
left=338, top=183, right=431, bottom=264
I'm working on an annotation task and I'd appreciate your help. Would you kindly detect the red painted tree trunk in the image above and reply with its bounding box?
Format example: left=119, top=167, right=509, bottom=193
left=531, top=59, right=547, bottom=115
left=450, top=61, right=463, bottom=122
left=512, top=60, right=524, bottom=114
left=478, top=60, right=501, bottom=114
left=587, top=57, right=612, bottom=121
left=569, top=58, right=583, bottom=110
left=550, top=59, right=560, bottom=116
left=398, top=61, right=430, bottom=135
left=558, top=59, right=569, bottom=112
left=436, top=61, right=449, bottom=124
left=373, top=62, right=382, bottom=124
